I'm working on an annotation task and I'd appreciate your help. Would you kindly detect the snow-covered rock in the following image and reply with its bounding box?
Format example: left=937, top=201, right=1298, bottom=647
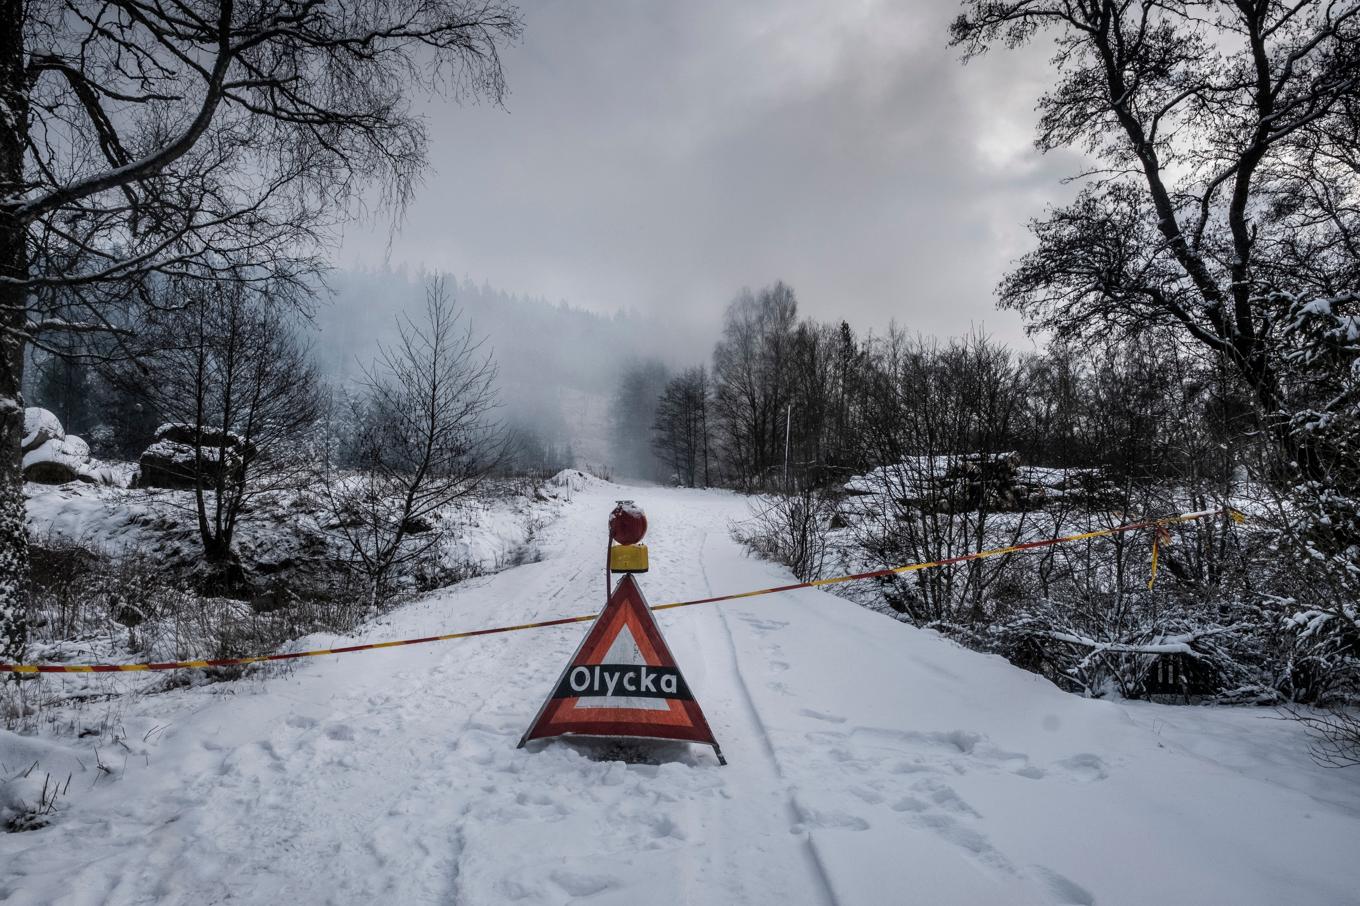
left=21, top=407, right=64, bottom=454
left=18, top=408, right=108, bottom=485
left=22, top=434, right=94, bottom=485
left=137, top=423, right=255, bottom=490
left=153, top=422, right=253, bottom=452
left=57, top=435, right=89, bottom=461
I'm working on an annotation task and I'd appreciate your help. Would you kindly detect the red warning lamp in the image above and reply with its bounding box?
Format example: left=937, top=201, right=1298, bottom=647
left=609, top=501, right=647, bottom=545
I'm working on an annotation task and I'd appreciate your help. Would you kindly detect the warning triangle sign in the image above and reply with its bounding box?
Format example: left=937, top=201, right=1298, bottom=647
left=519, top=574, right=723, bottom=763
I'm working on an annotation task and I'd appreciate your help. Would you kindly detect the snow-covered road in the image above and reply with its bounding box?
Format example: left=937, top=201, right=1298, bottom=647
left=4, top=478, right=1360, bottom=905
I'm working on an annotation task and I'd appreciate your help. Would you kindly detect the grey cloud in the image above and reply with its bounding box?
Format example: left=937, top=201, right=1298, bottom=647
left=339, top=0, right=1079, bottom=346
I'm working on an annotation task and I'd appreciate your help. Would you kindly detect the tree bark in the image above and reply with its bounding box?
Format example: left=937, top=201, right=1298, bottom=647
left=0, top=0, right=29, bottom=662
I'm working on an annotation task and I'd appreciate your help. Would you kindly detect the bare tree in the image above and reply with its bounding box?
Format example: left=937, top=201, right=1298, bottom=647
left=950, top=0, right=1360, bottom=469
left=321, top=280, right=503, bottom=605
left=852, top=331, right=1035, bottom=623
left=712, top=282, right=798, bottom=489
left=785, top=319, right=871, bottom=488
left=652, top=366, right=711, bottom=487
left=0, top=0, right=522, bottom=659
left=609, top=359, right=669, bottom=480
left=116, top=275, right=319, bottom=589
left=734, top=484, right=839, bottom=582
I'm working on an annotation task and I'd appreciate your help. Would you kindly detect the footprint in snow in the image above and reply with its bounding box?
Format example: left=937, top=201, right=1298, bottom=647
left=848, top=785, right=886, bottom=805
left=643, top=812, right=687, bottom=841
left=1031, top=865, right=1096, bottom=905
left=550, top=870, right=617, bottom=897
left=793, top=803, right=871, bottom=832
left=911, top=777, right=980, bottom=817
left=1055, top=753, right=1108, bottom=782
left=889, top=758, right=939, bottom=776
left=324, top=723, right=356, bottom=742
left=798, top=708, right=848, bottom=724
left=914, top=812, right=999, bottom=862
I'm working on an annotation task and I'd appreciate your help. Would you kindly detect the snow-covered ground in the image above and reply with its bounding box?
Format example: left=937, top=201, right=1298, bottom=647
left=24, top=475, right=548, bottom=581
left=3, top=479, right=1359, bottom=905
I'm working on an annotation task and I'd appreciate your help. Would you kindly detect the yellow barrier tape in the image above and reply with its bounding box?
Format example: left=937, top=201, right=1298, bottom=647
left=2, top=507, right=1242, bottom=674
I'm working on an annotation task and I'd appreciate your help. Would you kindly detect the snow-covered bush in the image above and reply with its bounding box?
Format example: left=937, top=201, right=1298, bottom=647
left=733, top=486, right=839, bottom=582
left=986, top=584, right=1269, bottom=700
left=8, top=536, right=379, bottom=716
left=1254, top=294, right=1360, bottom=761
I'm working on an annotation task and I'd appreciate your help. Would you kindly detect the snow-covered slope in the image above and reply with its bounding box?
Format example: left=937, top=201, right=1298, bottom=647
left=3, top=482, right=1359, bottom=905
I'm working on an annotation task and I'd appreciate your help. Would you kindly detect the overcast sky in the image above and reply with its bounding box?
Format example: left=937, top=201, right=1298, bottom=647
left=337, top=0, right=1079, bottom=347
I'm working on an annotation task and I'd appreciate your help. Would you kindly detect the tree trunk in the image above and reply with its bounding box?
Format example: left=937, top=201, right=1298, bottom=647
left=0, top=1, right=30, bottom=663
left=201, top=531, right=251, bottom=597
left=1236, top=346, right=1328, bottom=481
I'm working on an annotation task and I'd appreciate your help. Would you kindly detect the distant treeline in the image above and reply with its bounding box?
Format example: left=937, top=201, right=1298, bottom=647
left=623, top=280, right=1252, bottom=494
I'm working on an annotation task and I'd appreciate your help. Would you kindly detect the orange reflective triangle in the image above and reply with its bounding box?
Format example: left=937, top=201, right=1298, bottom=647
left=518, top=574, right=723, bottom=763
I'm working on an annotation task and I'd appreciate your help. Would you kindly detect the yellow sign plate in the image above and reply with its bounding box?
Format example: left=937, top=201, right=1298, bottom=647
left=609, top=543, right=649, bottom=573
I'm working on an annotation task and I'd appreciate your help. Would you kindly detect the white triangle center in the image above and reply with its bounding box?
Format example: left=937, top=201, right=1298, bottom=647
left=572, top=622, right=669, bottom=711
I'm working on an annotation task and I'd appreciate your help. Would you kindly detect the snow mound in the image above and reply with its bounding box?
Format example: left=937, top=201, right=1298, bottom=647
left=549, top=468, right=609, bottom=493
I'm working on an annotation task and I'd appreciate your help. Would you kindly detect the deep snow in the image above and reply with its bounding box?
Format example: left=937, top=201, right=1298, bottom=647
left=3, top=479, right=1360, bottom=905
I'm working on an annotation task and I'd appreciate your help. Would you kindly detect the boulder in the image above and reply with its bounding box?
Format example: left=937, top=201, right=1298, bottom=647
left=138, top=440, right=219, bottom=489
left=137, top=423, right=254, bottom=490
left=22, top=457, right=80, bottom=485
left=21, top=407, right=64, bottom=454
left=22, top=435, right=92, bottom=485
left=152, top=422, right=256, bottom=459
left=58, top=435, right=90, bottom=460
left=19, top=409, right=100, bottom=484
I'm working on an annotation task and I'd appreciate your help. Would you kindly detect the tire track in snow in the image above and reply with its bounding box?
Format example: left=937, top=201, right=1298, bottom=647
left=696, top=529, right=841, bottom=906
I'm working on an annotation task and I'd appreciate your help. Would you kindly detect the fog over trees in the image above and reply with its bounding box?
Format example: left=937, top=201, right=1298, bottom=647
left=314, top=268, right=712, bottom=473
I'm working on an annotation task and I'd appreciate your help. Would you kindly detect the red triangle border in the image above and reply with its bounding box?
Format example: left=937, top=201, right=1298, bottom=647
left=518, top=574, right=723, bottom=763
